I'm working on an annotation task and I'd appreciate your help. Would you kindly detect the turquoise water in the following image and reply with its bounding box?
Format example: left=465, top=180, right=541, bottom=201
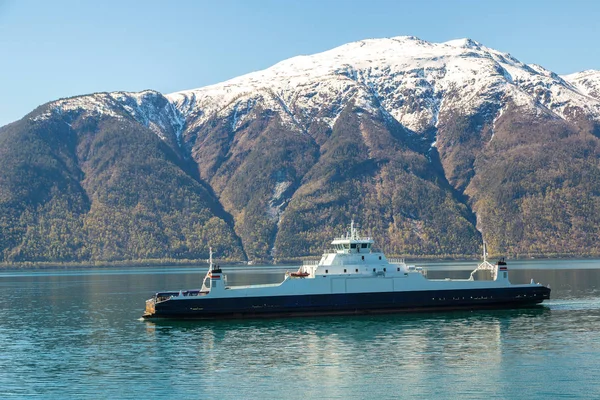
left=1, top=261, right=599, bottom=399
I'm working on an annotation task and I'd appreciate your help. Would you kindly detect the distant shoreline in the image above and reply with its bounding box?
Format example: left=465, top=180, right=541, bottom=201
left=1, top=253, right=597, bottom=271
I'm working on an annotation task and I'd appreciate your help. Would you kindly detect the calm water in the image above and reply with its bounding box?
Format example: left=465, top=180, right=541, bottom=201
left=1, top=260, right=600, bottom=399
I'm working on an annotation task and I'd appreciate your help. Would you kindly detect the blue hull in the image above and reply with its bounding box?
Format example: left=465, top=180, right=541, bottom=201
left=144, top=286, right=551, bottom=320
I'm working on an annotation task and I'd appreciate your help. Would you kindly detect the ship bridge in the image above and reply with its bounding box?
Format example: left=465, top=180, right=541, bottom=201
left=329, top=220, right=374, bottom=254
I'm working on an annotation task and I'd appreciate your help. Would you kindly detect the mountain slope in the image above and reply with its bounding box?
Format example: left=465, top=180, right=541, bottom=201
left=166, top=36, right=600, bottom=259
left=0, top=92, right=244, bottom=262
left=2, top=36, right=600, bottom=262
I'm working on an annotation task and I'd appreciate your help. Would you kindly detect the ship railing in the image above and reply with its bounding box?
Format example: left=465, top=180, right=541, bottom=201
left=303, top=260, right=320, bottom=266
left=388, top=258, right=406, bottom=265
left=155, top=292, right=179, bottom=303
left=155, top=290, right=208, bottom=303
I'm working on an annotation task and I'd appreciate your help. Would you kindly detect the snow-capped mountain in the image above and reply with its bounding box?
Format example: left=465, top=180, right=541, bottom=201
left=167, top=36, right=600, bottom=137
left=4, top=36, right=600, bottom=263
left=33, top=36, right=600, bottom=153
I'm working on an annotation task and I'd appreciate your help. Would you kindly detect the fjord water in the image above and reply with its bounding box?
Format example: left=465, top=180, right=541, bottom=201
left=1, top=261, right=599, bottom=399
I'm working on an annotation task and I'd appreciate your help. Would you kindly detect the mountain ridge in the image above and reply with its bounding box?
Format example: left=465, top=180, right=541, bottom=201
left=2, top=36, right=600, bottom=263
left=167, top=36, right=600, bottom=135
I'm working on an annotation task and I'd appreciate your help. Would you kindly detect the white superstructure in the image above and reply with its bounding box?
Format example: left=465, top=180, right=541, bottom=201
left=189, top=222, right=524, bottom=300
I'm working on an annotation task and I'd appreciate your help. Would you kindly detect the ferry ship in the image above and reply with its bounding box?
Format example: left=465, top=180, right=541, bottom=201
left=142, top=222, right=551, bottom=319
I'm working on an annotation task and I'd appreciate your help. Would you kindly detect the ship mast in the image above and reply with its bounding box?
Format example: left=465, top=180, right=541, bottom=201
left=470, top=241, right=495, bottom=280
left=209, top=246, right=222, bottom=273
left=483, top=242, right=487, bottom=263
left=350, top=219, right=360, bottom=240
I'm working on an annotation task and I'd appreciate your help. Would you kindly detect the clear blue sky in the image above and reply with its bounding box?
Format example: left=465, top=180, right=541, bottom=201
left=1, top=0, right=599, bottom=127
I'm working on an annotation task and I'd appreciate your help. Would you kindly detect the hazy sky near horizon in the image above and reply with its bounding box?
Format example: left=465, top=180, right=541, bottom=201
left=1, top=0, right=599, bottom=127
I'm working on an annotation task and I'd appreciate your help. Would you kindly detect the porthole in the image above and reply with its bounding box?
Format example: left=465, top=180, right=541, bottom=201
left=325, top=269, right=328, bottom=273
left=361, top=256, right=364, bottom=260
left=397, top=267, right=400, bottom=272
left=344, top=269, right=347, bottom=273
left=378, top=256, right=381, bottom=260
left=373, top=268, right=376, bottom=272
left=383, top=268, right=386, bottom=272
left=355, top=269, right=358, bottom=273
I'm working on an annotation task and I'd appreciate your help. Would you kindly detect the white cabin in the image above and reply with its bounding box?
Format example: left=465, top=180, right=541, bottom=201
left=292, top=221, right=411, bottom=279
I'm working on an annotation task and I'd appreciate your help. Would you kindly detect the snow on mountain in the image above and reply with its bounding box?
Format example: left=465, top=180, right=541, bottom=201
left=32, top=90, right=185, bottom=143
left=167, top=36, right=600, bottom=137
left=32, top=92, right=123, bottom=122
left=109, top=91, right=185, bottom=141
left=26, top=36, right=600, bottom=145
left=563, top=70, right=600, bottom=101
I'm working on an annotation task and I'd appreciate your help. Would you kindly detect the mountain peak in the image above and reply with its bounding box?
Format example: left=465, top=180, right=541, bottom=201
left=167, top=35, right=600, bottom=135
left=443, top=38, right=483, bottom=49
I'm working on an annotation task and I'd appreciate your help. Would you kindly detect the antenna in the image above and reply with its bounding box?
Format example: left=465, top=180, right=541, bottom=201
left=349, top=219, right=360, bottom=240
left=483, top=242, right=487, bottom=262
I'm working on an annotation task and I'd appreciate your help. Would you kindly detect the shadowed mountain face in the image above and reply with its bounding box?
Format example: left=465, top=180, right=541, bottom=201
left=2, top=37, right=600, bottom=262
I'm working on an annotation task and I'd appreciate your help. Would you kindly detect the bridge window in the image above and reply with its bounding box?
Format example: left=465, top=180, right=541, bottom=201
left=383, top=268, right=386, bottom=272
left=373, top=268, right=376, bottom=272
left=379, top=256, right=382, bottom=260
left=325, top=270, right=328, bottom=273
left=355, top=269, right=358, bottom=272
left=344, top=269, right=347, bottom=273
left=350, top=244, right=356, bottom=249
left=361, top=243, right=368, bottom=248
left=361, top=256, right=364, bottom=260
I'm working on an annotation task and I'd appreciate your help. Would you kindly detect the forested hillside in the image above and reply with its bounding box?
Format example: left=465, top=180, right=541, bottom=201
left=2, top=37, right=600, bottom=263
left=0, top=95, right=243, bottom=262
